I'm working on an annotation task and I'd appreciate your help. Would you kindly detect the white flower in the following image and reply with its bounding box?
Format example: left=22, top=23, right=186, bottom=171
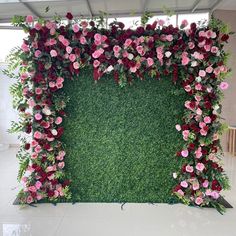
left=106, top=65, right=114, bottom=72
left=173, top=173, right=177, bottom=179
left=51, top=129, right=58, bottom=136
left=128, top=53, right=134, bottom=60
left=191, top=61, right=198, bottom=67
left=195, top=76, right=201, bottom=82
left=42, top=107, right=51, bottom=116
left=165, top=51, right=172, bottom=58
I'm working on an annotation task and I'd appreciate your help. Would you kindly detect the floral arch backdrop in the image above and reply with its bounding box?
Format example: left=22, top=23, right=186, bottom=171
left=6, top=12, right=231, bottom=212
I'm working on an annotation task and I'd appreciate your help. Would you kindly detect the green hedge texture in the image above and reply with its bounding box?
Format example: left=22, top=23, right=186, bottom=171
left=61, top=68, right=187, bottom=203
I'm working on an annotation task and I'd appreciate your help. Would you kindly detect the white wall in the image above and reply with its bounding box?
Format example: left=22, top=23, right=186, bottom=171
left=0, top=64, right=19, bottom=145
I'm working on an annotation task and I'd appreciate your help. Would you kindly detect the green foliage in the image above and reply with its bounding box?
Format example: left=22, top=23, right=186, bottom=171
left=141, top=11, right=153, bottom=26
left=61, top=67, right=187, bottom=203
left=53, top=92, right=70, bottom=111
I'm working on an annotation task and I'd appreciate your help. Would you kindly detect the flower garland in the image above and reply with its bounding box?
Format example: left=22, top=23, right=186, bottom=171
left=8, top=13, right=230, bottom=211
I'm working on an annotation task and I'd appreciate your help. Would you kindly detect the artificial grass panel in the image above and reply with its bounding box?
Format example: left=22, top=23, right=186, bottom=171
left=61, top=68, right=187, bottom=203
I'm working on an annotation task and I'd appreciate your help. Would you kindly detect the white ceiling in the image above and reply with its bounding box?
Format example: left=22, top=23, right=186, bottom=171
left=0, top=0, right=235, bottom=23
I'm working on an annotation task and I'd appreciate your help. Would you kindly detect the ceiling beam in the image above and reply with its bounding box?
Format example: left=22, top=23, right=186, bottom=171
left=192, top=0, right=201, bottom=13
left=19, top=0, right=41, bottom=18
left=210, top=0, right=223, bottom=12
left=85, top=0, right=93, bottom=18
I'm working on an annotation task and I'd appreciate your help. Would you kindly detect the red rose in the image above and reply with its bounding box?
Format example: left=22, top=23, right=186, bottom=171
left=66, top=12, right=73, bottom=20
left=221, top=34, right=229, bottom=42
left=25, top=143, right=30, bottom=150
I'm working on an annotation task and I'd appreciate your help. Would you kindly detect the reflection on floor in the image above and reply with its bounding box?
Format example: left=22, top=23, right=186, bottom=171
left=0, top=148, right=235, bottom=236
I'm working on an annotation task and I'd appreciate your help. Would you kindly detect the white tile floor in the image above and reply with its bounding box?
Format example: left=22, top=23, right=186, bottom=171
left=0, top=148, right=236, bottom=236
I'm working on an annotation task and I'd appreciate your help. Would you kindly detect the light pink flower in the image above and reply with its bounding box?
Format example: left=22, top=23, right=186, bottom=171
left=73, top=61, right=80, bottom=69
left=55, top=117, right=63, bottom=125
left=124, top=38, right=132, bottom=48
left=211, top=46, right=219, bottom=54
left=202, top=180, right=209, bottom=188
left=206, top=66, right=213, bottom=73
left=204, top=44, right=211, bottom=52
left=50, top=28, right=56, bottom=35
left=211, top=191, right=220, bottom=199
left=69, top=54, right=76, bottom=62
left=147, top=57, right=154, bottom=67
left=177, top=189, right=184, bottom=196
left=66, top=46, right=72, bottom=54
left=196, top=162, right=205, bottom=172
left=92, top=48, right=104, bottom=58
left=184, top=85, right=191, bottom=92
left=35, top=181, right=42, bottom=189
left=130, top=66, right=137, bottom=73
left=113, top=45, right=121, bottom=53
left=80, top=36, right=87, bottom=44
left=58, top=162, right=65, bottom=169
left=49, top=81, right=56, bottom=88
left=93, top=60, right=100, bottom=68
left=35, top=23, right=42, bottom=31
left=195, top=197, right=203, bottom=205
left=220, top=82, right=229, bottom=90
left=21, top=42, right=29, bottom=52
left=26, top=15, right=34, bottom=23
left=94, top=33, right=102, bottom=42
left=34, top=113, right=42, bottom=121
left=196, top=108, right=202, bottom=116
left=136, top=45, right=144, bottom=56
left=175, top=124, right=181, bottom=131
left=31, top=140, right=38, bottom=147
left=180, top=180, right=188, bottom=188
left=50, top=50, right=57, bottom=57
left=186, top=165, right=193, bottom=173
left=166, top=34, right=173, bottom=42
left=181, top=149, right=189, bottom=157
left=35, top=87, right=42, bottom=95
left=199, top=70, right=206, bottom=77
left=34, top=131, right=42, bottom=139
left=199, top=31, right=206, bottom=37
left=73, top=24, right=79, bottom=33
left=193, top=182, right=200, bottom=190
left=27, top=195, right=34, bottom=204
left=188, top=42, right=195, bottom=49
left=57, top=77, right=64, bottom=84
left=62, top=39, right=69, bottom=47
left=182, top=55, right=190, bottom=66
left=158, top=19, right=165, bottom=26
left=182, top=130, right=189, bottom=141
left=204, top=116, right=211, bottom=124
left=180, top=19, right=188, bottom=28
left=214, top=67, right=221, bottom=75
left=34, top=145, right=42, bottom=153
left=200, top=129, right=207, bottom=136
left=34, top=50, right=41, bottom=58
left=195, top=83, right=202, bottom=91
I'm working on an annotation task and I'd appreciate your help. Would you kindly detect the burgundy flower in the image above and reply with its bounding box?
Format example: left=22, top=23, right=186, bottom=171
left=221, top=34, right=229, bottom=42
left=24, top=143, right=30, bottom=150
left=66, top=12, right=73, bottom=20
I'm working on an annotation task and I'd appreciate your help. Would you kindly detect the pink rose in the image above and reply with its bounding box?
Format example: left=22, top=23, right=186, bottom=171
left=35, top=23, right=42, bottom=31
left=31, top=152, right=38, bottom=159
left=113, top=45, right=121, bottom=53
left=28, top=186, right=37, bottom=192
left=195, top=83, right=202, bottom=91
left=124, top=38, right=132, bottom=48
left=181, top=149, right=189, bottom=157
left=202, top=180, right=209, bottom=188
left=62, top=39, right=69, bottom=47
left=193, top=182, right=200, bottom=190
left=188, top=42, right=195, bottom=49
left=35, top=87, right=42, bottom=95
left=73, top=24, right=79, bottom=33
left=166, top=34, right=173, bottom=42
left=58, top=162, right=65, bottom=169
left=35, top=181, right=42, bottom=190
left=136, top=45, right=144, bottom=55
left=184, top=85, right=191, bottom=92
left=147, top=57, right=154, bottom=67
left=80, top=36, right=87, bottom=44
left=34, top=50, right=41, bottom=58
left=34, top=145, right=42, bottom=153
left=177, top=189, right=184, bottom=196
left=93, top=60, right=100, bottom=68
left=94, top=33, right=102, bottom=42
left=34, top=131, right=42, bottom=139
left=206, top=66, right=213, bottom=73
left=180, top=181, right=188, bottom=188
left=180, top=19, right=188, bottom=28
left=34, top=113, right=42, bottom=121
left=26, top=15, right=34, bottom=23
left=211, top=191, right=220, bottom=199
left=27, top=195, right=34, bottom=204
left=55, top=117, right=63, bottom=125
left=220, top=82, right=229, bottom=90
left=50, top=28, right=56, bottom=35
left=196, top=162, right=205, bottom=172
left=50, top=50, right=57, bottom=57
left=182, top=130, right=189, bottom=141
left=199, top=70, right=206, bottom=77
left=196, top=108, right=202, bottom=116
left=49, top=81, right=56, bottom=88
left=92, top=48, right=104, bottom=59
left=199, top=31, right=206, bottom=37
left=204, top=116, right=211, bottom=124
left=57, top=77, right=64, bottom=84
left=69, top=54, right=76, bottom=62
left=200, top=129, right=207, bottom=136
left=73, top=61, right=80, bottom=69
left=66, top=46, right=72, bottom=54
left=195, top=197, right=203, bottom=205
left=211, top=46, right=219, bottom=54
left=185, top=165, right=193, bottom=173
left=31, top=140, right=38, bottom=147
left=158, top=19, right=165, bottom=26
left=130, top=66, right=137, bottom=73
left=182, top=56, right=190, bottom=66
left=21, top=42, right=29, bottom=52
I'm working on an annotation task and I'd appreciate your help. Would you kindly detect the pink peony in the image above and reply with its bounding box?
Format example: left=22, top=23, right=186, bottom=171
left=182, top=130, right=189, bottom=141
left=66, top=46, right=72, bottom=54
left=206, top=66, right=213, bottom=73
left=195, top=197, right=203, bottom=205
left=180, top=180, right=188, bottom=188
left=211, top=191, right=220, bottom=199
left=200, top=129, right=207, bottom=136
left=50, top=50, right=57, bottom=57
left=35, top=181, right=42, bottom=190
left=35, top=23, right=42, bottom=31
left=220, top=82, right=229, bottom=90
left=124, top=38, right=132, bottom=48
left=80, top=36, right=87, bottom=44
left=92, top=48, right=104, bottom=59
left=62, top=39, right=69, bottom=47
left=113, top=45, right=121, bottom=53
left=211, top=46, right=219, bottom=54
left=26, top=15, right=34, bottom=23
left=58, top=162, right=65, bottom=169
left=182, top=56, right=190, bottom=66
left=193, top=182, right=200, bottom=190
left=31, top=152, right=38, bottom=159
left=31, top=140, right=38, bottom=147
left=196, top=162, right=205, bottom=172
left=27, top=195, right=34, bottom=204
left=28, top=186, right=37, bottom=192
left=94, top=33, right=102, bottom=42
left=196, top=108, right=202, bottom=116
left=181, top=149, right=189, bottom=157
left=21, top=42, right=29, bottom=52
left=202, top=180, right=209, bottom=188
left=34, top=145, right=41, bottom=153
left=204, top=116, right=211, bottom=124
left=73, top=61, right=80, bottom=69
left=185, top=165, right=193, bottom=173
left=34, top=50, right=41, bottom=58
left=177, top=189, right=184, bottom=196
